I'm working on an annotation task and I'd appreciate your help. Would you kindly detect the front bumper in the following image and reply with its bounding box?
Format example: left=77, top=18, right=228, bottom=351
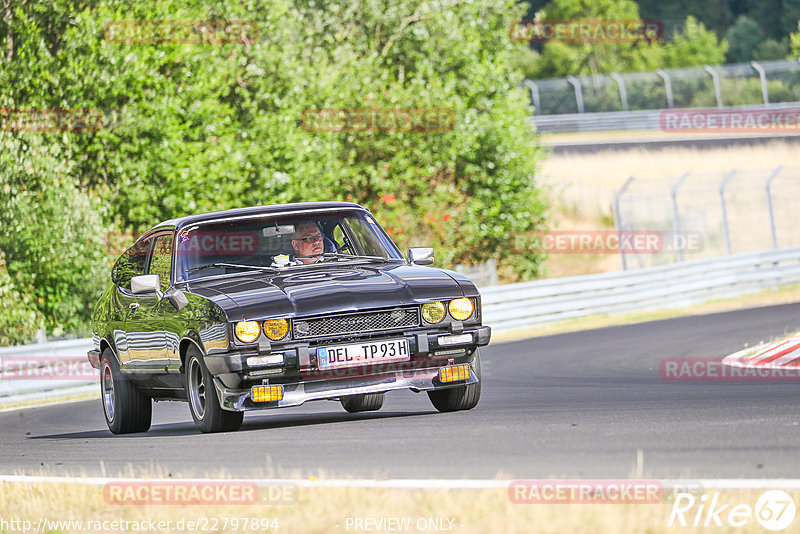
left=203, top=324, right=491, bottom=379
left=212, top=348, right=481, bottom=411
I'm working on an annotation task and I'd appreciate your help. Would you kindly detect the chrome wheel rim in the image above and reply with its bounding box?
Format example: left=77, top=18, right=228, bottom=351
left=188, top=358, right=206, bottom=419
left=101, top=360, right=115, bottom=422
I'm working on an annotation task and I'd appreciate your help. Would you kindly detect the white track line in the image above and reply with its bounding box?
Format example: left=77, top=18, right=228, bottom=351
left=3, top=475, right=800, bottom=490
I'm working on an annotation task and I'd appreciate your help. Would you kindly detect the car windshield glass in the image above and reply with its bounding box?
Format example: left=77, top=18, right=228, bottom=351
left=178, top=210, right=404, bottom=280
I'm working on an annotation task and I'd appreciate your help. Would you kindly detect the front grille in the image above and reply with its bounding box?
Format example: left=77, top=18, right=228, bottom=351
left=293, top=307, right=420, bottom=339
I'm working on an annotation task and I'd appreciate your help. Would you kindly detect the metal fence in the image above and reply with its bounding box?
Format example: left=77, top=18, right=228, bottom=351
left=612, top=166, right=800, bottom=270
left=481, top=246, right=800, bottom=332
left=526, top=59, right=800, bottom=116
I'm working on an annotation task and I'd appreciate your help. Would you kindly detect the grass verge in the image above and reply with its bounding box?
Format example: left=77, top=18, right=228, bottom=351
left=0, top=478, right=796, bottom=533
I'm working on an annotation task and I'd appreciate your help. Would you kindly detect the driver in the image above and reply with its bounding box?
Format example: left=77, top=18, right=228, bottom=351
left=291, top=221, right=325, bottom=264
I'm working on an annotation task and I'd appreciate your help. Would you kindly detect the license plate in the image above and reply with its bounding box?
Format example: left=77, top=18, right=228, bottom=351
left=317, top=338, right=410, bottom=370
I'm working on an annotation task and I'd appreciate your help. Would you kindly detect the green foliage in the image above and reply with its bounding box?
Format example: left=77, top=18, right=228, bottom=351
left=0, top=252, right=44, bottom=346
left=725, top=16, right=765, bottom=63
left=657, top=16, right=728, bottom=68
left=0, top=0, right=548, bottom=340
left=521, top=0, right=728, bottom=78
left=0, top=136, right=112, bottom=335
left=791, top=21, right=800, bottom=57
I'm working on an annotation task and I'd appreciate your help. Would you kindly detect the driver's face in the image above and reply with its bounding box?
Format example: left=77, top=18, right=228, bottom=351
left=292, top=225, right=324, bottom=264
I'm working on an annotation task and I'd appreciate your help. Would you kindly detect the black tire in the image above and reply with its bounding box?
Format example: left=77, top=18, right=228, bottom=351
left=185, top=346, right=243, bottom=433
left=427, top=350, right=482, bottom=412
left=100, top=349, right=152, bottom=435
left=341, top=392, right=385, bottom=413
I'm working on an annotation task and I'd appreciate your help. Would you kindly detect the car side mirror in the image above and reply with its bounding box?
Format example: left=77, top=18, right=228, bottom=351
left=165, top=287, right=189, bottom=311
left=408, top=247, right=434, bottom=265
left=131, top=274, right=164, bottom=298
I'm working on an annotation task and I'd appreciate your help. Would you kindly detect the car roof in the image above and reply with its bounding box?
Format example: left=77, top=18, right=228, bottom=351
left=149, top=202, right=368, bottom=233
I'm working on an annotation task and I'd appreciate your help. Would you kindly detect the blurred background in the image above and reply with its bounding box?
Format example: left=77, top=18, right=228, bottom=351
left=1, top=0, right=799, bottom=344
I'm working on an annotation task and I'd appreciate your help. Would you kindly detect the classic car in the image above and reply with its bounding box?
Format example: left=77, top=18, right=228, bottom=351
left=88, top=202, right=491, bottom=433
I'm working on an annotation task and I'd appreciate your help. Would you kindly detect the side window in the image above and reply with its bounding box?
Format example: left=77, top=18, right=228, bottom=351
left=148, top=234, right=173, bottom=291
left=112, top=236, right=154, bottom=290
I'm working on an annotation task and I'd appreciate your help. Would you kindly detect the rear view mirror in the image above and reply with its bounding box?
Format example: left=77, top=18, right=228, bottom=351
left=263, top=224, right=296, bottom=238
left=408, top=247, right=434, bottom=265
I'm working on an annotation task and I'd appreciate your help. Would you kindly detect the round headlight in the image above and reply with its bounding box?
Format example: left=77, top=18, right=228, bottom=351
left=263, top=318, right=289, bottom=340
left=421, top=301, right=446, bottom=323
left=235, top=320, right=261, bottom=343
left=448, top=298, right=474, bottom=321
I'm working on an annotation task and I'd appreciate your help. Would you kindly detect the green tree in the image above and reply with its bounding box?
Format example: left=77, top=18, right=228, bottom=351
left=790, top=21, right=800, bottom=57
left=725, top=15, right=765, bottom=63
left=0, top=0, right=549, bottom=341
left=657, top=15, right=728, bottom=68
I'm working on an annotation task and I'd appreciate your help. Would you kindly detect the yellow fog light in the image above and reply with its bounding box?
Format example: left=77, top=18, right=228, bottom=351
left=422, top=301, right=446, bottom=323
left=252, top=385, right=284, bottom=402
left=235, top=321, right=261, bottom=343
left=448, top=298, right=474, bottom=321
left=263, top=318, right=289, bottom=340
left=439, top=364, right=470, bottom=383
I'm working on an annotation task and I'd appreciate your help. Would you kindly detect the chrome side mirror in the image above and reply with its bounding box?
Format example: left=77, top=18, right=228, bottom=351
left=408, top=247, right=434, bottom=265
left=165, top=287, right=189, bottom=311
left=131, top=274, right=162, bottom=296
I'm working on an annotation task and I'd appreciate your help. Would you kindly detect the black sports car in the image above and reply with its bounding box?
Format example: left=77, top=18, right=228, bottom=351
left=88, top=202, right=491, bottom=433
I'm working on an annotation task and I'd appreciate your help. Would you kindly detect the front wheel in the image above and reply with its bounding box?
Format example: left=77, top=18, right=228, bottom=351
left=427, top=350, right=482, bottom=412
left=185, top=346, right=243, bottom=433
left=100, top=349, right=152, bottom=435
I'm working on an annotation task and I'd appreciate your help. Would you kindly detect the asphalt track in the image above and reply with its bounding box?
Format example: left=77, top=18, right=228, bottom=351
left=2, top=303, right=800, bottom=480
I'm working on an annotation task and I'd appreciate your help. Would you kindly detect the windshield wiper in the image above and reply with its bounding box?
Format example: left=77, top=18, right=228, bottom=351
left=187, top=263, right=279, bottom=274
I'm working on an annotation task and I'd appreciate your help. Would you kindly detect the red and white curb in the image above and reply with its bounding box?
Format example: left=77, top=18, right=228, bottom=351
left=723, top=332, right=800, bottom=369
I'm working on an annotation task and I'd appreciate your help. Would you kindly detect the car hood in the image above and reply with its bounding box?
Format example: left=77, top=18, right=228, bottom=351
left=184, top=264, right=474, bottom=322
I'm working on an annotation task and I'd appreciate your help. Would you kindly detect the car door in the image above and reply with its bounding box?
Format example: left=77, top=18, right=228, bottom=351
left=146, top=232, right=182, bottom=371
left=112, top=235, right=154, bottom=366
left=122, top=233, right=169, bottom=370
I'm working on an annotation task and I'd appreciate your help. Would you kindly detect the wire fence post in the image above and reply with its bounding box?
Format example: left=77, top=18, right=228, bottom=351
left=613, top=176, right=636, bottom=270
left=524, top=80, right=541, bottom=112
left=719, top=169, right=738, bottom=255
left=765, top=166, right=783, bottom=249
left=656, top=69, right=674, bottom=108
left=704, top=65, right=723, bottom=108
left=750, top=61, right=769, bottom=105
left=610, top=72, right=629, bottom=111
left=671, top=172, right=690, bottom=262
left=567, top=75, right=585, bottom=113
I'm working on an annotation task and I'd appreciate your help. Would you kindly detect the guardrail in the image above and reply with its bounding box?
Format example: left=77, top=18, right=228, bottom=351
left=481, top=246, right=800, bottom=331
left=0, top=339, right=97, bottom=405
left=531, top=102, right=800, bottom=133
left=2, top=246, right=799, bottom=404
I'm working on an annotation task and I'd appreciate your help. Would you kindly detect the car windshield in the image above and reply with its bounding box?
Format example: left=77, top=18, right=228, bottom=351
left=178, top=210, right=404, bottom=280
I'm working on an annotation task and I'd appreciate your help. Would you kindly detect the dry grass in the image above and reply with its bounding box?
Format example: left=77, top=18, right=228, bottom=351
left=537, top=140, right=800, bottom=278
left=0, top=478, right=796, bottom=533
